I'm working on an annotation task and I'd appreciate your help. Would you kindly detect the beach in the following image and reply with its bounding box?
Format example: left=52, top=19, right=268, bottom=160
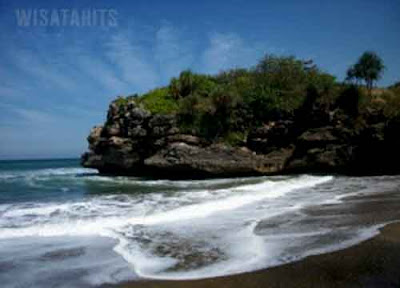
left=116, top=222, right=400, bottom=288
left=2, top=1, right=399, bottom=287
left=2, top=160, right=400, bottom=287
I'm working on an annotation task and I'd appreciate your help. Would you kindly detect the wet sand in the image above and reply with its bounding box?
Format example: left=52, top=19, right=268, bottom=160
left=115, top=222, right=400, bottom=288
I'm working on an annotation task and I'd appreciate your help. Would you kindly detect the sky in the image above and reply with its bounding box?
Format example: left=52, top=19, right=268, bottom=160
left=0, top=0, right=399, bottom=160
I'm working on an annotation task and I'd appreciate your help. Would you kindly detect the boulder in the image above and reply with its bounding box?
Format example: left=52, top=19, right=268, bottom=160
left=247, top=121, right=294, bottom=154
left=148, top=115, right=177, bottom=138
left=286, top=144, right=355, bottom=173
left=82, top=99, right=179, bottom=174
left=297, top=127, right=338, bottom=146
left=87, top=126, right=103, bottom=145
left=144, top=143, right=293, bottom=178
left=105, top=123, right=121, bottom=136
left=166, top=134, right=206, bottom=146
left=127, top=126, right=147, bottom=138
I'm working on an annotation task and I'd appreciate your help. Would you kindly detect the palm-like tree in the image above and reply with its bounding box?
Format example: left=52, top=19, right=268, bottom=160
left=179, top=70, right=195, bottom=97
left=346, top=51, right=384, bottom=96
left=169, top=77, right=181, bottom=99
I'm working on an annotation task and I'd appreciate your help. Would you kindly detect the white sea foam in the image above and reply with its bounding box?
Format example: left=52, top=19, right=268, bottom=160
left=123, top=176, right=333, bottom=226
left=0, top=167, right=97, bottom=181
left=0, top=173, right=16, bottom=180
left=4, top=174, right=387, bottom=281
left=0, top=174, right=342, bottom=280
left=84, top=175, right=254, bottom=189
left=32, top=167, right=98, bottom=176
left=3, top=162, right=400, bottom=286
left=0, top=175, right=332, bottom=237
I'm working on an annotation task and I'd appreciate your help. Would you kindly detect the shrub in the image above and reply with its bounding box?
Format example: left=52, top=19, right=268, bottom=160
left=222, top=131, right=246, bottom=147
left=113, top=96, right=129, bottom=107
left=138, top=87, right=178, bottom=114
left=169, top=71, right=217, bottom=99
left=202, top=87, right=239, bottom=139
left=335, top=85, right=362, bottom=117
left=254, top=55, right=308, bottom=90
left=110, top=53, right=350, bottom=146
left=377, top=90, right=400, bottom=118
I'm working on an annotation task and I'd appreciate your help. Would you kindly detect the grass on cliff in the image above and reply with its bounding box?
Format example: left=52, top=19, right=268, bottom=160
left=136, top=87, right=179, bottom=115
left=114, top=54, right=400, bottom=145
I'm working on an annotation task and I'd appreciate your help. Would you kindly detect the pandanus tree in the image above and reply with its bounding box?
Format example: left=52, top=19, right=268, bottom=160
left=346, top=51, right=384, bottom=96
left=169, top=70, right=195, bottom=99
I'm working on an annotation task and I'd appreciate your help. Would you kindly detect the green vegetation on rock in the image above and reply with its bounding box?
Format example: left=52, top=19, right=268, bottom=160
left=136, top=87, right=179, bottom=115
left=113, top=52, right=399, bottom=145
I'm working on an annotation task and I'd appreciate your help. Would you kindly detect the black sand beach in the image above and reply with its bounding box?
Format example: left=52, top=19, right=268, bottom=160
left=116, top=222, right=400, bottom=288
left=112, top=182, right=400, bottom=288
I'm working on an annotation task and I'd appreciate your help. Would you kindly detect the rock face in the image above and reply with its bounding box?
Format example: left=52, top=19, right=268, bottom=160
left=82, top=99, right=400, bottom=178
left=81, top=100, right=178, bottom=175
left=285, top=127, right=355, bottom=173
left=81, top=100, right=294, bottom=178
left=145, top=143, right=293, bottom=178
left=247, top=121, right=294, bottom=154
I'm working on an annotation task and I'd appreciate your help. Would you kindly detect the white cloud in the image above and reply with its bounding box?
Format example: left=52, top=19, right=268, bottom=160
left=0, top=103, right=53, bottom=125
left=154, top=23, right=193, bottom=80
left=105, top=33, right=159, bottom=93
left=13, top=107, right=53, bottom=124
left=11, top=48, right=77, bottom=91
left=72, top=51, right=129, bottom=94
left=201, top=32, right=266, bottom=74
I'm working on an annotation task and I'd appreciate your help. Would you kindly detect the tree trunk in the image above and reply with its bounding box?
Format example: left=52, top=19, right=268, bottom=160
left=368, top=80, right=372, bottom=98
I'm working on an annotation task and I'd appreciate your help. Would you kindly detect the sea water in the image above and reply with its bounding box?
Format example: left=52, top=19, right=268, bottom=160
left=1, top=159, right=400, bottom=287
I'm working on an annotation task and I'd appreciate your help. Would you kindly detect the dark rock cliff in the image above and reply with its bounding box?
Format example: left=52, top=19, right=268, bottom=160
left=81, top=99, right=400, bottom=178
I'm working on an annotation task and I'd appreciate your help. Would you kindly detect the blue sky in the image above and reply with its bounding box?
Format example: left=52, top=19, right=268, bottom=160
left=0, top=0, right=399, bottom=160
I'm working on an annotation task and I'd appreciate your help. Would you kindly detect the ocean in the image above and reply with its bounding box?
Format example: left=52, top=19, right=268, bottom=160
left=1, top=159, right=400, bottom=287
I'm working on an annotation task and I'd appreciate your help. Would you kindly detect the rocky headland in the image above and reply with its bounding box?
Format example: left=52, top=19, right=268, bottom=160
left=81, top=54, right=400, bottom=178
left=81, top=98, right=400, bottom=179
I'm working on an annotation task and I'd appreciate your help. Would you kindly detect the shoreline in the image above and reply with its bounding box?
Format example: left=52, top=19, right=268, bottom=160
left=114, top=222, right=400, bottom=288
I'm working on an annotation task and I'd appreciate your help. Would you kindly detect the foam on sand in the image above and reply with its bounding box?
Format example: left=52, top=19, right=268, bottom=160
left=0, top=174, right=339, bottom=280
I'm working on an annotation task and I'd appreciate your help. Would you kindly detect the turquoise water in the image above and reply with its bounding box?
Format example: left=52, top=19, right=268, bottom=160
left=0, top=159, right=87, bottom=203
left=1, top=159, right=400, bottom=287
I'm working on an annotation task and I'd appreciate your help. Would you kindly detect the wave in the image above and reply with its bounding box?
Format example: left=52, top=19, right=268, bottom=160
left=83, top=175, right=261, bottom=190
left=0, top=167, right=98, bottom=181
left=0, top=174, right=340, bottom=281
left=3, top=164, right=400, bottom=284
left=0, top=175, right=332, bottom=237
left=124, top=175, right=333, bottom=226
